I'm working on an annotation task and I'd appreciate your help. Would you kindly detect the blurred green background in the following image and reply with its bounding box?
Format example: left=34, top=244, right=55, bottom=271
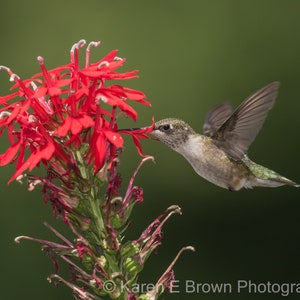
left=1, top=1, right=300, bottom=299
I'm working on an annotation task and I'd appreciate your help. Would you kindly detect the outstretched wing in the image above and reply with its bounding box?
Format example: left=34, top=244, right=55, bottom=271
left=211, top=82, right=280, bottom=160
left=203, top=103, right=233, bottom=137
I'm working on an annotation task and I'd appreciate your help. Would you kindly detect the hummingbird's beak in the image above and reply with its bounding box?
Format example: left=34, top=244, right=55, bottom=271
left=117, top=117, right=155, bottom=135
left=117, top=126, right=152, bottom=132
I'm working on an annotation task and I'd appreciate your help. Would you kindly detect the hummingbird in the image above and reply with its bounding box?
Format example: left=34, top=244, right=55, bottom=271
left=150, top=82, right=299, bottom=191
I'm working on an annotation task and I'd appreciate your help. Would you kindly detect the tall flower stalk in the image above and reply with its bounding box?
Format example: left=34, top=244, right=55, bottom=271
left=0, top=40, right=194, bottom=299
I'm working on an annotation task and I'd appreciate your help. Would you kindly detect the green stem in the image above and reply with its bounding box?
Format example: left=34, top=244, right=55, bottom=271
left=88, top=185, right=105, bottom=243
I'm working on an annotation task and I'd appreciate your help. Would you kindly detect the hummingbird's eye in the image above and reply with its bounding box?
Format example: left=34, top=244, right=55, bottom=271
left=159, top=124, right=172, bottom=132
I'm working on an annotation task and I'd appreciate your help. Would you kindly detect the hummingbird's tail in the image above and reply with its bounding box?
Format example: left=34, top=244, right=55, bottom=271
left=242, top=156, right=299, bottom=188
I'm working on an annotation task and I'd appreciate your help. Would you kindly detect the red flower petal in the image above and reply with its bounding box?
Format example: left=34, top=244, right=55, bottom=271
left=99, top=49, right=118, bottom=63
left=55, top=78, right=73, bottom=87
left=8, top=143, right=55, bottom=183
left=97, top=90, right=138, bottom=121
left=94, top=133, right=107, bottom=172
left=131, top=135, right=145, bottom=157
left=0, top=140, right=21, bottom=166
left=49, top=86, right=62, bottom=97
left=103, top=129, right=123, bottom=148
left=108, top=85, right=146, bottom=100
left=79, top=69, right=105, bottom=78
left=0, top=91, right=20, bottom=104
left=56, top=117, right=72, bottom=137
left=70, top=118, right=83, bottom=135
left=34, top=86, right=48, bottom=98
left=56, top=115, right=94, bottom=137
left=29, top=143, right=55, bottom=171
left=78, top=115, right=94, bottom=129
left=105, top=70, right=139, bottom=80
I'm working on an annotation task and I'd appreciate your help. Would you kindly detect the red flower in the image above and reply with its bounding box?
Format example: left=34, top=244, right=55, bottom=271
left=0, top=40, right=152, bottom=182
left=56, top=114, right=94, bottom=137
left=118, top=118, right=155, bottom=156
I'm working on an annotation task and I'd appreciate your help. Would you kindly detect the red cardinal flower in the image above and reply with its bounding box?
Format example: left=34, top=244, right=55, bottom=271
left=0, top=40, right=152, bottom=182
left=118, top=118, right=155, bottom=156
left=4, top=40, right=194, bottom=300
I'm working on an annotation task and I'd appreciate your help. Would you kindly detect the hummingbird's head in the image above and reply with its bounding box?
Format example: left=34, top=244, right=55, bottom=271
left=151, top=118, right=196, bottom=149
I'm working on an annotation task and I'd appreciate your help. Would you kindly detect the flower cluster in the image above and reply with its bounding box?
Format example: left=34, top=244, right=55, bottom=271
left=1, top=40, right=193, bottom=299
left=0, top=40, right=152, bottom=183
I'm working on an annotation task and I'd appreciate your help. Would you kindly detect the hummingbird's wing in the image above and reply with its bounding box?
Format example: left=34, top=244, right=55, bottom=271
left=211, top=82, right=280, bottom=160
left=203, top=103, right=233, bottom=137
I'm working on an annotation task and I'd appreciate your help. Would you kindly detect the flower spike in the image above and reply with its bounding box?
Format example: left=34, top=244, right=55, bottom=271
left=1, top=40, right=193, bottom=300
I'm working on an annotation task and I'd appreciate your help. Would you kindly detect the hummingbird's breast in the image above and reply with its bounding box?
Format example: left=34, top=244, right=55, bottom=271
left=176, top=135, right=249, bottom=190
